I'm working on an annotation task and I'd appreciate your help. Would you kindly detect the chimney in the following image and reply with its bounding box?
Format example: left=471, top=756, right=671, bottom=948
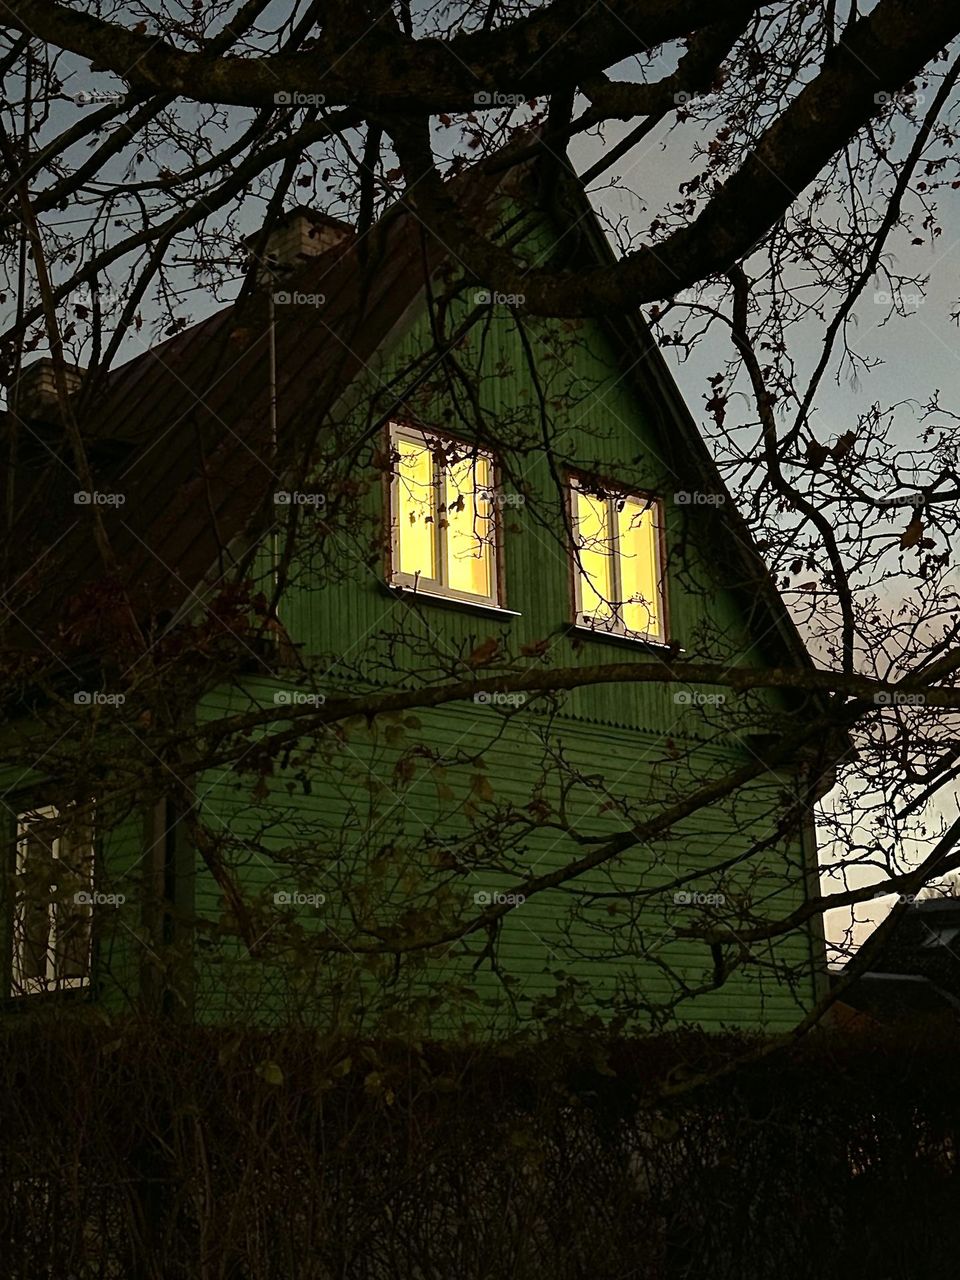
left=243, top=207, right=353, bottom=287
left=10, top=358, right=86, bottom=424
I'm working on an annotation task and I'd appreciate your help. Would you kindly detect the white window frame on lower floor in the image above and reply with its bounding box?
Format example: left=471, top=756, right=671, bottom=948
left=11, top=802, right=95, bottom=997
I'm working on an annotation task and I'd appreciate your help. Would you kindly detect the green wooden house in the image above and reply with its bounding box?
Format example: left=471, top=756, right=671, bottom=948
left=0, top=158, right=834, bottom=1037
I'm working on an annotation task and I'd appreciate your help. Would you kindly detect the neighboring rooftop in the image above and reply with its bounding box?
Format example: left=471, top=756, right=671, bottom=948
left=838, top=898, right=960, bottom=1022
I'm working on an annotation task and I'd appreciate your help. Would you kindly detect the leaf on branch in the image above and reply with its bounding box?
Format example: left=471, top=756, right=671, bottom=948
left=256, top=1060, right=284, bottom=1086
left=467, top=637, right=499, bottom=667
left=900, top=516, right=924, bottom=549
left=830, top=430, right=856, bottom=460
left=805, top=438, right=831, bottom=469
left=393, top=756, right=416, bottom=784
left=704, top=392, right=727, bottom=426
left=470, top=774, right=495, bottom=803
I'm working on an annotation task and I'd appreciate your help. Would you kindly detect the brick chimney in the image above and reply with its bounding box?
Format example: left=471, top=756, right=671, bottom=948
left=10, top=358, right=86, bottom=423
left=243, top=207, right=353, bottom=287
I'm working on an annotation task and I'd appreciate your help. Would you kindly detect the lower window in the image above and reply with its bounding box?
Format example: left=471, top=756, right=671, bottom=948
left=570, top=478, right=667, bottom=642
left=11, top=804, right=94, bottom=996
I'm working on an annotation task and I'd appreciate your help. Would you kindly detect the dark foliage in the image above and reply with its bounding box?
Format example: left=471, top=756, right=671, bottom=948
left=1, top=1018, right=958, bottom=1278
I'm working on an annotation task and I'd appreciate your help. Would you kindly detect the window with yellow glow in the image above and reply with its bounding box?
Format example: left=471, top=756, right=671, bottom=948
left=570, top=481, right=666, bottom=641
left=390, top=424, right=498, bottom=605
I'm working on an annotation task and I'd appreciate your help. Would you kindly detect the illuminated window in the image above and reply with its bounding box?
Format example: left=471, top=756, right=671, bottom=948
left=11, top=804, right=94, bottom=996
left=389, top=423, right=499, bottom=605
left=570, top=479, right=666, bottom=641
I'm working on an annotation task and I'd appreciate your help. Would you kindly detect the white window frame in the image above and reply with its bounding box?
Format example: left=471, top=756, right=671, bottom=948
left=12, top=803, right=94, bottom=997
left=569, top=477, right=668, bottom=643
left=388, top=422, right=501, bottom=607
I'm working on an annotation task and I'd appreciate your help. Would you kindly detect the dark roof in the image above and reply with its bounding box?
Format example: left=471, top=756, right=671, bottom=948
left=5, top=186, right=447, bottom=652
left=840, top=899, right=960, bottom=1019
left=839, top=972, right=960, bottom=1021
left=3, top=148, right=827, bottom=714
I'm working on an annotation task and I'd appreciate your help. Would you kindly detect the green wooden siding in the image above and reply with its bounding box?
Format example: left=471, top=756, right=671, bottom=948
left=192, top=679, right=816, bottom=1033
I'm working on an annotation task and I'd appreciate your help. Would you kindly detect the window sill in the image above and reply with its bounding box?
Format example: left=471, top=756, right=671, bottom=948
left=385, top=582, right=521, bottom=620
left=567, top=623, right=682, bottom=656
left=1, top=983, right=93, bottom=1012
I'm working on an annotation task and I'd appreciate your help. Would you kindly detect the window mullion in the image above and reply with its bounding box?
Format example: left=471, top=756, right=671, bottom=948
left=434, top=457, right=446, bottom=588
left=608, top=497, right=623, bottom=624
left=48, top=830, right=60, bottom=984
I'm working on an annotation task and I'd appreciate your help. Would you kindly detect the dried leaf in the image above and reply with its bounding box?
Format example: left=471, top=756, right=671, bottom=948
left=900, top=516, right=924, bottom=549
left=256, top=1060, right=284, bottom=1086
